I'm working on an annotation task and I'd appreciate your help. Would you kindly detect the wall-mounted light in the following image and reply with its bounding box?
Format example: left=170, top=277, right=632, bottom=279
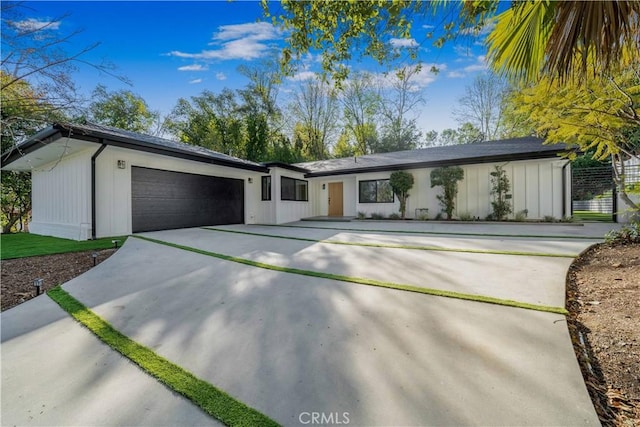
left=248, top=177, right=253, bottom=183
left=322, top=184, right=326, bottom=190
left=117, top=160, right=126, bottom=169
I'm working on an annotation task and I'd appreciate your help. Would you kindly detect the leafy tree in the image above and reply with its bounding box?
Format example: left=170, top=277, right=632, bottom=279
left=341, top=72, right=380, bottom=155
left=333, top=131, right=356, bottom=158
left=424, top=130, right=439, bottom=147
left=165, top=89, right=244, bottom=158
left=456, top=122, right=484, bottom=144
left=289, top=78, right=340, bottom=160
left=430, top=166, right=464, bottom=220
left=1, top=171, right=31, bottom=233
left=389, top=171, right=414, bottom=219
left=265, top=1, right=639, bottom=84
left=507, top=60, right=639, bottom=211
left=88, top=85, right=159, bottom=133
left=454, top=74, right=507, bottom=141
left=377, top=65, right=424, bottom=152
left=489, top=165, right=512, bottom=220
left=1, top=2, right=126, bottom=143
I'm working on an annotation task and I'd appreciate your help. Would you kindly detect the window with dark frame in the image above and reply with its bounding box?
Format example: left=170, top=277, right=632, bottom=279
left=359, top=179, right=394, bottom=203
left=281, top=176, right=308, bottom=201
left=261, top=176, right=272, bottom=201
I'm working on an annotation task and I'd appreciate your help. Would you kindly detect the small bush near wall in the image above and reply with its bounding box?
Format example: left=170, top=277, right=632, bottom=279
left=458, top=212, right=474, bottom=221
left=389, top=213, right=401, bottom=220
left=514, top=209, right=528, bottom=222
left=370, top=212, right=386, bottom=220
left=357, top=211, right=367, bottom=220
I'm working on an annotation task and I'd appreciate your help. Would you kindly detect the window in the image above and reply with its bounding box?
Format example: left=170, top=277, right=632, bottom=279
left=359, top=179, right=394, bottom=203
left=281, top=176, right=308, bottom=201
left=261, top=176, right=271, bottom=201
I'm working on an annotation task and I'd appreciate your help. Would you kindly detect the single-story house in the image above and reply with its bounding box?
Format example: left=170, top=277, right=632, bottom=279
left=2, top=122, right=574, bottom=240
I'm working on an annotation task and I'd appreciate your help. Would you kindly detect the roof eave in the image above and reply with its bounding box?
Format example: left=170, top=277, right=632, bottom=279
left=304, top=150, right=566, bottom=178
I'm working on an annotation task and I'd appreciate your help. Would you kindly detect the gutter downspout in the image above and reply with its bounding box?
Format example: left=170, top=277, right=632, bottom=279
left=91, top=142, right=107, bottom=240
left=562, top=161, right=570, bottom=219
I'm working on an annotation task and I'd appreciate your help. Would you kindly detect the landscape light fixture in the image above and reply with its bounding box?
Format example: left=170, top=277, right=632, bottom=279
left=33, top=278, right=43, bottom=296
left=112, top=240, right=121, bottom=249
left=92, top=252, right=98, bottom=266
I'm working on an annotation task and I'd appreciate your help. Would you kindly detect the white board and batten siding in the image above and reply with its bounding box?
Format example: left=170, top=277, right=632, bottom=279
left=94, top=145, right=264, bottom=238
left=310, top=176, right=357, bottom=217
left=30, top=149, right=93, bottom=240
left=268, top=167, right=314, bottom=224
left=338, top=158, right=569, bottom=220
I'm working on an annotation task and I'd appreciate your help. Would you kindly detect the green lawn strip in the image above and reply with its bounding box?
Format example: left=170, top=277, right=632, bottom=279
left=47, top=287, right=279, bottom=427
left=203, top=227, right=577, bottom=258
left=1, top=233, right=129, bottom=260
left=134, top=235, right=568, bottom=316
left=261, top=223, right=603, bottom=240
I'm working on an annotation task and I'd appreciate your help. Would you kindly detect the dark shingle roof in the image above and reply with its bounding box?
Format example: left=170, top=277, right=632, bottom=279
left=295, top=137, right=569, bottom=177
left=2, top=122, right=268, bottom=172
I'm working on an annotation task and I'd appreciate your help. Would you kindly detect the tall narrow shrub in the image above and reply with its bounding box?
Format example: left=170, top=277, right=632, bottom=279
left=490, top=165, right=512, bottom=220
left=430, top=166, right=464, bottom=220
left=389, top=171, right=414, bottom=219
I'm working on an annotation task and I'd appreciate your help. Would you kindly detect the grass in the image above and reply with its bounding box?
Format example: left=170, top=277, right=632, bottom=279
left=134, top=235, right=569, bottom=316
left=260, top=223, right=603, bottom=240
left=47, top=287, right=279, bottom=427
left=1, top=233, right=129, bottom=260
left=572, top=210, right=614, bottom=222
left=203, top=227, right=578, bottom=258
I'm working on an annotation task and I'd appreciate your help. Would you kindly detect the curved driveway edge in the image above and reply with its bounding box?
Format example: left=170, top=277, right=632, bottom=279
left=57, top=224, right=599, bottom=426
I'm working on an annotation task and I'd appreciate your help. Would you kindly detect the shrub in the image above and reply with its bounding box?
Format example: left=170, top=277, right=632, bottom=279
left=514, top=209, right=528, bottom=222
left=543, top=215, right=557, bottom=222
left=416, top=213, right=429, bottom=221
left=430, top=166, right=464, bottom=220
left=490, top=165, right=512, bottom=220
left=434, top=212, right=443, bottom=220
left=604, top=222, right=640, bottom=244
left=458, top=212, right=474, bottom=221
left=356, top=211, right=367, bottom=220
left=389, top=213, right=401, bottom=220
left=389, top=171, right=414, bottom=219
left=370, top=212, right=386, bottom=220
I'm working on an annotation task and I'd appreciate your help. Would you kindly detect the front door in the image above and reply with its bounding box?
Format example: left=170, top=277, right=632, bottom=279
left=328, top=182, right=343, bottom=216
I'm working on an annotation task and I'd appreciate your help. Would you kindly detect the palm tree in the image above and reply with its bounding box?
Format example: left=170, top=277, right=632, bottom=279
left=486, top=1, right=640, bottom=82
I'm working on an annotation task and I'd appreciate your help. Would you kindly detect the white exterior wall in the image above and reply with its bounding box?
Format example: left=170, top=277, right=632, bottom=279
left=30, top=149, right=93, bottom=240
left=321, top=158, right=569, bottom=220
left=95, top=146, right=264, bottom=238
left=270, top=168, right=313, bottom=224
left=311, top=176, right=357, bottom=217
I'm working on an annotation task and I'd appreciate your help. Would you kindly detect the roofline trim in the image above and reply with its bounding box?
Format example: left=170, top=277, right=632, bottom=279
left=262, top=161, right=310, bottom=173
left=303, top=150, right=566, bottom=178
left=2, top=123, right=269, bottom=173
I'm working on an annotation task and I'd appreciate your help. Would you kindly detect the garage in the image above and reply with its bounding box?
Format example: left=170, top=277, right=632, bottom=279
left=132, top=166, right=244, bottom=232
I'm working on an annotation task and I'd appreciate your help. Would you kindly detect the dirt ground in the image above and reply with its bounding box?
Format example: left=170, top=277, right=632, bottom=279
left=1, top=249, right=116, bottom=311
left=1, top=243, right=638, bottom=425
left=566, top=242, right=640, bottom=426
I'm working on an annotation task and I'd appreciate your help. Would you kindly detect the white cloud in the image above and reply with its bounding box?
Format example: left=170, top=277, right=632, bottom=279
left=447, top=71, right=465, bottom=78
left=287, top=71, right=319, bottom=82
left=178, top=64, right=208, bottom=71
left=453, top=45, right=474, bottom=58
left=12, top=18, right=60, bottom=32
left=216, top=72, right=227, bottom=81
left=422, top=24, right=435, bottom=30
left=389, top=38, right=418, bottom=48
left=189, top=78, right=203, bottom=84
left=372, top=63, right=446, bottom=91
left=168, top=22, right=281, bottom=61
left=463, top=55, right=488, bottom=73
left=459, top=19, right=496, bottom=37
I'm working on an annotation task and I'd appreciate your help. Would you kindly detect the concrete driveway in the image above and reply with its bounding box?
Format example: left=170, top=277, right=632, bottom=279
left=2, top=221, right=605, bottom=426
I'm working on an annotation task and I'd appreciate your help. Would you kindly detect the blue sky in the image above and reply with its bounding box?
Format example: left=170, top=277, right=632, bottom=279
left=12, top=1, right=500, bottom=135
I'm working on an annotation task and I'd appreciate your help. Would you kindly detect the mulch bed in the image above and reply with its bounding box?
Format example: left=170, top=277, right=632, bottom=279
left=566, top=242, right=640, bottom=426
left=1, top=249, right=117, bottom=311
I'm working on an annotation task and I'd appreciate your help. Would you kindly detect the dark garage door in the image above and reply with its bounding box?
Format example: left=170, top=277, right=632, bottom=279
left=132, top=166, right=244, bottom=232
